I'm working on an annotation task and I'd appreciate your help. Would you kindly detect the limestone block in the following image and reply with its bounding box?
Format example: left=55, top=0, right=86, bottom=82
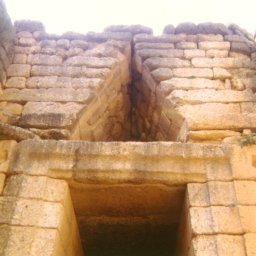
left=4, top=175, right=68, bottom=203
left=197, top=23, right=230, bottom=35
left=175, top=22, right=198, bottom=34
left=0, top=88, right=93, bottom=103
left=135, top=42, right=175, bottom=50
left=0, top=173, right=5, bottom=194
left=192, top=57, right=248, bottom=68
left=176, top=41, right=197, bottom=49
left=0, top=226, right=65, bottom=256
left=244, top=233, right=256, bottom=256
left=151, top=68, right=173, bottom=82
left=19, top=102, right=84, bottom=128
left=17, top=31, right=33, bottom=38
left=206, top=49, right=229, bottom=57
left=213, top=68, right=231, bottom=79
left=144, top=57, right=190, bottom=70
left=57, top=39, right=70, bottom=49
left=26, top=76, right=103, bottom=89
left=191, top=235, right=217, bottom=256
left=27, top=54, right=62, bottom=65
left=64, top=56, right=118, bottom=68
left=30, top=128, right=71, bottom=140
left=134, top=33, right=187, bottom=44
left=0, top=102, right=23, bottom=124
left=5, top=77, right=26, bottom=88
left=211, top=206, right=243, bottom=234
left=241, top=77, right=256, bottom=90
left=136, top=49, right=184, bottom=60
left=167, top=89, right=255, bottom=105
left=187, top=183, right=210, bottom=207
left=216, top=235, right=246, bottom=256
left=13, top=53, right=27, bottom=64
left=238, top=206, right=256, bottom=232
left=188, top=130, right=240, bottom=141
left=7, top=64, right=31, bottom=77
left=19, top=37, right=36, bottom=47
left=184, top=49, right=205, bottom=59
left=0, top=140, right=17, bottom=173
left=163, top=24, right=175, bottom=34
left=70, top=40, right=89, bottom=49
left=197, top=34, right=224, bottom=41
left=207, top=181, right=236, bottom=206
left=40, top=39, right=56, bottom=48
left=234, top=181, right=256, bottom=205
left=159, top=78, right=224, bottom=96
left=172, top=68, right=213, bottom=78
left=231, top=42, right=251, bottom=55
left=199, top=41, right=230, bottom=50
left=31, top=65, right=111, bottom=78
left=189, top=207, right=213, bottom=234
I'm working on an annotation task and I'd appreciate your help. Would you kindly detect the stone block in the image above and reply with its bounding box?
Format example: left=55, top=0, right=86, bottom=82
left=57, top=39, right=70, bottom=49
left=211, top=206, right=243, bottom=234
left=27, top=54, right=62, bottom=65
left=70, top=40, right=89, bottom=50
left=144, top=57, right=190, bottom=70
left=175, top=22, right=198, bottom=34
left=0, top=102, right=23, bottom=124
left=184, top=49, right=205, bottom=59
left=19, top=102, right=84, bottom=128
left=197, top=23, right=230, bottom=35
left=167, top=89, right=255, bottom=105
left=238, top=206, right=256, bottom=232
left=0, top=226, right=65, bottom=256
left=31, top=65, right=111, bottom=78
left=134, top=33, right=187, bottom=44
left=197, top=34, right=224, bottom=41
left=7, top=64, right=31, bottom=77
left=207, top=181, right=236, bottom=206
left=244, top=233, right=256, bottom=256
left=64, top=56, right=117, bottom=68
left=19, top=37, right=36, bottom=47
left=189, top=207, right=213, bottom=234
left=187, top=183, right=210, bottom=206
left=5, top=77, right=26, bottom=88
left=199, top=41, right=230, bottom=50
left=0, top=88, right=93, bottom=103
left=231, top=42, right=251, bottom=55
left=191, top=235, right=217, bottom=256
left=216, top=235, right=246, bottom=256
left=176, top=41, right=197, bottom=49
left=159, top=78, right=224, bottom=95
left=136, top=49, right=184, bottom=60
left=206, top=49, right=229, bottom=57
left=135, top=42, right=175, bottom=50
left=234, top=181, right=256, bottom=205
left=151, top=68, right=173, bottom=82
left=213, top=68, right=231, bottom=79
left=172, top=68, right=213, bottom=78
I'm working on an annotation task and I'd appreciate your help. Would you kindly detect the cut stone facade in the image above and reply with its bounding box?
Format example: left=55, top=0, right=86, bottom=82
left=1, top=0, right=256, bottom=255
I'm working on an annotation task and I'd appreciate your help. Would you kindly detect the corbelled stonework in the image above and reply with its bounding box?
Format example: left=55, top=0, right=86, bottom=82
left=1, top=0, right=256, bottom=255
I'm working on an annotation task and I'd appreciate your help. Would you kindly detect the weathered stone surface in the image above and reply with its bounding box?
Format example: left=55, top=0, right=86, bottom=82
left=56, top=39, right=70, bottom=49
left=134, top=34, right=187, bottom=44
left=13, top=53, right=27, bottom=64
left=5, top=77, right=26, bottom=88
left=64, top=56, right=118, bottom=68
left=213, top=68, right=231, bottom=79
left=175, top=22, right=198, bottom=34
left=144, top=57, right=190, bottom=70
left=231, top=42, right=252, bottom=55
left=159, top=78, right=224, bottom=95
left=31, top=65, right=111, bottom=78
left=70, top=40, right=89, bottom=50
left=234, top=181, right=256, bottom=205
left=14, top=20, right=45, bottom=32
left=0, top=88, right=93, bottom=103
left=151, top=68, right=173, bottom=82
left=7, top=64, right=31, bottom=77
left=104, top=24, right=153, bottom=35
left=27, top=54, right=63, bottom=65
left=0, top=173, right=5, bottom=194
left=26, top=76, right=103, bottom=89
left=188, top=130, right=240, bottom=141
left=136, top=49, right=184, bottom=60
left=18, top=37, right=36, bottom=47
left=135, top=42, right=175, bottom=50
left=238, top=206, right=256, bottom=232
left=172, top=68, right=213, bottom=78
left=191, top=236, right=217, bottom=255
left=19, top=102, right=84, bottom=128
left=206, top=49, right=229, bottom=58
left=0, top=140, right=17, bottom=173
left=30, top=128, right=71, bottom=139
left=184, top=49, right=205, bottom=59
left=199, top=41, right=230, bottom=50
left=162, top=24, right=175, bottom=34
left=187, top=183, right=210, bottom=206
left=176, top=42, right=197, bottom=49
left=197, top=23, right=230, bottom=35
left=197, top=34, right=224, bottom=41
left=0, top=102, right=23, bottom=124
left=244, top=233, right=256, bottom=256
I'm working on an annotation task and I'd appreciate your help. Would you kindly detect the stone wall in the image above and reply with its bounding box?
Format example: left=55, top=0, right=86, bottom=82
left=133, top=22, right=256, bottom=143
left=0, top=0, right=14, bottom=90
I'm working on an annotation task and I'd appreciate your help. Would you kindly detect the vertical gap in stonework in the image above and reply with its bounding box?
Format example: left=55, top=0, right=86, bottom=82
left=128, top=36, right=141, bottom=141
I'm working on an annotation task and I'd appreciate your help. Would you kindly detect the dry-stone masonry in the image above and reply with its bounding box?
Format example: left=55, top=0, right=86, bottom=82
left=1, top=0, right=256, bottom=255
